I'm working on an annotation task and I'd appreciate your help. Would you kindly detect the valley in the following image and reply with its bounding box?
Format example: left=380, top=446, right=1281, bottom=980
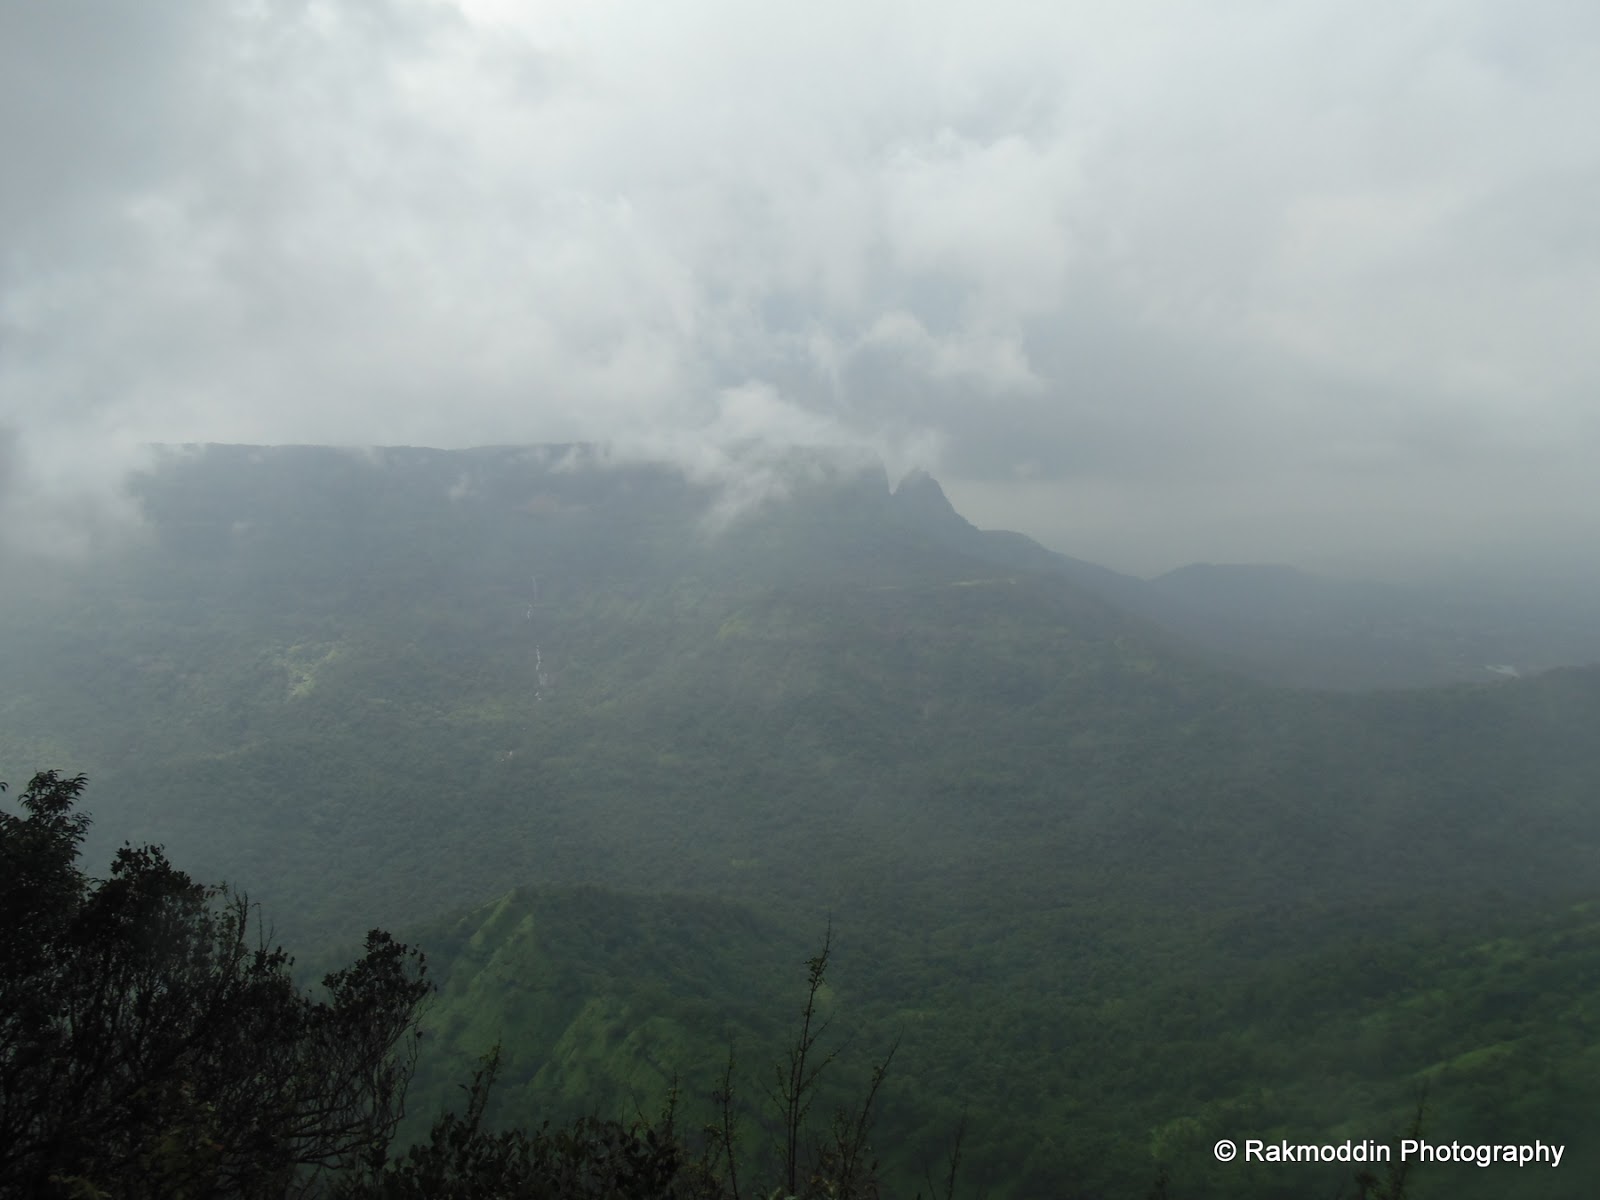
left=5, top=443, right=1600, bottom=1198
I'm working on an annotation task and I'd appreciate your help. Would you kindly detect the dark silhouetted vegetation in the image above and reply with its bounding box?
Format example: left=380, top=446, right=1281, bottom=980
left=1, top=771, right=427, bottom=1200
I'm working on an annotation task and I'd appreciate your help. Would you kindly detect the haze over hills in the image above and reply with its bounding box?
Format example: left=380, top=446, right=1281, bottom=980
left=892, top=467, right=1600, bottom=690
left=6, top=442, right=1600, bottom=1197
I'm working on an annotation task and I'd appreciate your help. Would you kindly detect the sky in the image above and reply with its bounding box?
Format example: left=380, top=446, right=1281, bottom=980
left=3, top=0, right=1598, bottom=579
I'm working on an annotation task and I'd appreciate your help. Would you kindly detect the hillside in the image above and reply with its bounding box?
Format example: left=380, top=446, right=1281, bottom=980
left=392, top=883, right=1600, bottom=1199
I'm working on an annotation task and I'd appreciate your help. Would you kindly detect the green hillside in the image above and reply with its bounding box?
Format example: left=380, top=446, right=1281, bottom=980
left=391, top=883, right=1600, bottom=1199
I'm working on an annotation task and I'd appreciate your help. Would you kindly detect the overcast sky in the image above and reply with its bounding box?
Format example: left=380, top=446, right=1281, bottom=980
left=3, top=0, right=1597, bottom=578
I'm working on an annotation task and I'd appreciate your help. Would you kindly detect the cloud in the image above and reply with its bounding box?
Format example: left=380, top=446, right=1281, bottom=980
left=0, top=423, right=152, bottom=561
left=3, top=0, right=1598, bottom=575
left=606, top=380, right=941, bottom=533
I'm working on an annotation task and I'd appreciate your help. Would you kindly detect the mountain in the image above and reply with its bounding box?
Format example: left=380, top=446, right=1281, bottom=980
left=14, top=443, right=1596, bottom=936
left=6, top=442, right=1600, bottom=1197
left=1138, top=561, right=1600, bottom=688
left=889, top=466, right=1152, bottom=604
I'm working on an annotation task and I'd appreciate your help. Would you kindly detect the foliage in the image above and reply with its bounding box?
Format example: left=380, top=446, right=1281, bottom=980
left=0, top=772, right=429, bottom=1200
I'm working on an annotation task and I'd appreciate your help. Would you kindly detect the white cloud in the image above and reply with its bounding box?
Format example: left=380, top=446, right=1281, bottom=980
left=3, top=0, right=1598, bottom=574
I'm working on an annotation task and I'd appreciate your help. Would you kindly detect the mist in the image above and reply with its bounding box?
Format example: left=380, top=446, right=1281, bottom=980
left=4, top=0, right=1597, bottom=580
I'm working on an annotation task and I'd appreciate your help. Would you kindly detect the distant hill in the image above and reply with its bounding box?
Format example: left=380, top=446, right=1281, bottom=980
left=887, top=468, right=1600, bottom=688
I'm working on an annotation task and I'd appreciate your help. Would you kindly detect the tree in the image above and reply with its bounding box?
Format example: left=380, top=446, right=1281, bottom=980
left=774, top=930, right=837, bottom=1196
left=0, top=771, right=429, bottom=1200
left=705, top=923, right=898, bottom=1200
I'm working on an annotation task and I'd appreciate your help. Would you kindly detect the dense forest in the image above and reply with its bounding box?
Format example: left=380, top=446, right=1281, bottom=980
left=5, top=444, right=1599, bottom=1198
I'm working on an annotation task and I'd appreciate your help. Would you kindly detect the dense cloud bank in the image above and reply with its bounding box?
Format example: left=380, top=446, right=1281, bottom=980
left=4, top=1, right=1597, bottom=576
